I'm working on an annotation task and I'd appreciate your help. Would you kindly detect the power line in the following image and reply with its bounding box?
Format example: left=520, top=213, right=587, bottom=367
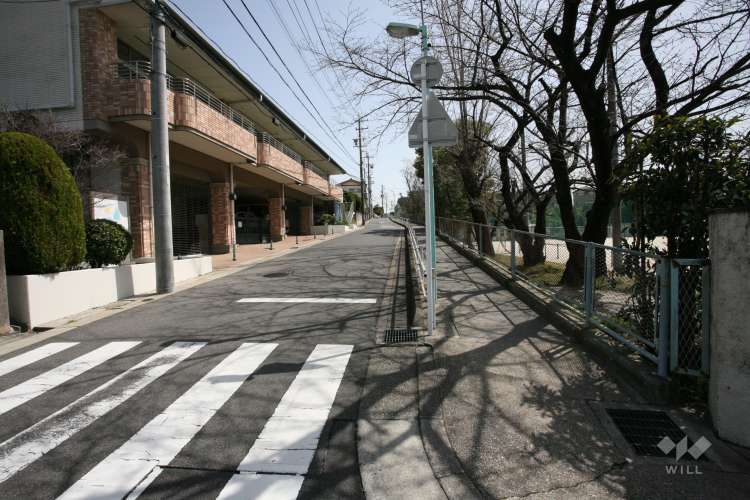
left=166, top=1, right=358, bottom=176
left=261, top=0, right=337, bottom=113
left=233, top=0, right=357, bottom=168
left=303, top=0, right=352, bottom=101
left=220, top=0, right=358, bottom=172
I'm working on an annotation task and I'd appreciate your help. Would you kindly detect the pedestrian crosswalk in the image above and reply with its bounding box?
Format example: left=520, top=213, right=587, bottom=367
left=0, top=340, right=354, bottom=499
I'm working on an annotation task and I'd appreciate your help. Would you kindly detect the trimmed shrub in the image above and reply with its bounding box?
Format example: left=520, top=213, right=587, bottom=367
left=320, top=214, right=336, bottom=225
left=85, top=219, right=132, bottom=268
left=0, top=132, right=86, bottom=274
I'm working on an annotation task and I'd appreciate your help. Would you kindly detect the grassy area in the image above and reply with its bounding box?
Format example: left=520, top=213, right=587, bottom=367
left=492, top=254, right=637, bottom=292
left=491, top=254, right=566, bottom=287
left=594, top=274, right=636, bottom=292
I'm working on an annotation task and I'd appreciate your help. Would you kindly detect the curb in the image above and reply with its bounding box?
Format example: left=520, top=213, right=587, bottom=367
left=440, top=234, right=671, bottom=404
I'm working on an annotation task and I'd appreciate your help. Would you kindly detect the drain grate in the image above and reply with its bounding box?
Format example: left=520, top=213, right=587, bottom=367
left=383, top=328, right=419, bottom=344
left=606, top=408, right=707, bottom=460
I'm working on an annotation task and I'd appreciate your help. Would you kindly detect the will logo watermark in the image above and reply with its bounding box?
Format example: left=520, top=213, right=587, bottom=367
left=658, top=436, right=711, bottom=474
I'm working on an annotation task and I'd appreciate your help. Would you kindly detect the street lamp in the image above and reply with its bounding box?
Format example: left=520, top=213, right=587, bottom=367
left=386, top=20, right=438, bottom=335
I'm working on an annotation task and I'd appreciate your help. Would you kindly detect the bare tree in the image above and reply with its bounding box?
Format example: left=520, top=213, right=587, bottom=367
left=0, top=107, right=124, bottom=198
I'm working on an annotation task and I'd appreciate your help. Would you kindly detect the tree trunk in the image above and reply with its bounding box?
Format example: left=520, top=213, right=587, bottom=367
left=469, top=204, right=495, bottom=256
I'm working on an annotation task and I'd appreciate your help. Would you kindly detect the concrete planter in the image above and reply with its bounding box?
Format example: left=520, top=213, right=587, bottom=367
left=312, top=224, right=348, bottom=235
left=7, top=256, right=212, bottom=329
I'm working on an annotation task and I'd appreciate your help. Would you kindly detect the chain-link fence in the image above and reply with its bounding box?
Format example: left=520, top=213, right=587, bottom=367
left=670, top=259, right=710, bottom=375
left=437, top=217, right=710, bottom=377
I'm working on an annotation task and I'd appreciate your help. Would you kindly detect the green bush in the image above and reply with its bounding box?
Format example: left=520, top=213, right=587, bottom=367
left=85, top=219, right=132, bottom=268
left=320, top=213, right=336, bottom=225
left=0, top=132, right=85, bottom=274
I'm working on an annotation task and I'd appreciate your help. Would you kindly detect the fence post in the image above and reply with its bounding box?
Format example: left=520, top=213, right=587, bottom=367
left=510, top=230, right=517, bottom=279
left=584, top=242, right=594, bottom=322
left=657, top=257, right=671, bottom=378
left=669, top=261, right=680, bottom=372
left=478, top=224, right=483, bottom=257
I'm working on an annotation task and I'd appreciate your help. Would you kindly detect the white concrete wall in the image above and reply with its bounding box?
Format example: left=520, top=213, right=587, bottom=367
left=312, top=225, right=348, bottom=235
left=709, top=209, right=750, bottom=447
left=7, top=257, right=212, bottom=329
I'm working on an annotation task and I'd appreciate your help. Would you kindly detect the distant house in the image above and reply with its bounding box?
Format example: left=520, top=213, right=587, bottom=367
left=337, top=178, right=362, bottom=195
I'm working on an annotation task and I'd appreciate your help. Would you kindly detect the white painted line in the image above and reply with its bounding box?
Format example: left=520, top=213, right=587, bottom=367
left=0, top=342, right=140, bottom=416
left=0, top=342, right=79, bottom=378
left=217, top=473, right=304, bottom=500
left=57, top=342, right=278, bottom=500
left=218, top=344, right=352, bottom=498
left=237, top=298, right=377, bottom=304
left=0, top=342, right=205, bottom=483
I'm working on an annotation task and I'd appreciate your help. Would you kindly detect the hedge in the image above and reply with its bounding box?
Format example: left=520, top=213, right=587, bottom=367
left=0, top=132, right=86, bottom=274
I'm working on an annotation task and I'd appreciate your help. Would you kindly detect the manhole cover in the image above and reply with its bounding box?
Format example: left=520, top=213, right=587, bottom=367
left=383, top=328, right=419, bottom=344
left=263, top=272, right=289, bottom=278
left=606, top=408, right=708, bottom=460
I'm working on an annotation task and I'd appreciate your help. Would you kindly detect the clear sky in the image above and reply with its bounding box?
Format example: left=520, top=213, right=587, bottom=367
left=169, top=0, right=417, bottom=210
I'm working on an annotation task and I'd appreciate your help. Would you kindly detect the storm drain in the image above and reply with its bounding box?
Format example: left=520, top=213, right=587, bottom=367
left=383, top=328, right=419, bottom=344
left=606, top=408, right=707, bottom=460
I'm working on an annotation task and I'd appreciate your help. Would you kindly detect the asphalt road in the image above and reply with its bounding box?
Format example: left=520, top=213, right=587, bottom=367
left=0, top=218, right=403, bottom=500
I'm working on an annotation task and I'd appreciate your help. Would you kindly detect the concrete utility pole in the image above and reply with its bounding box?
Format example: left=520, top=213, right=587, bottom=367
left=607, top=47, right=622, bottom=269
left=356, top=118, right=367, bottom=223
left=381, top=184, right=385, bottom=215
left=366, top=153, right=374, bottom=219
left=150, top=1, right=174, bottom=293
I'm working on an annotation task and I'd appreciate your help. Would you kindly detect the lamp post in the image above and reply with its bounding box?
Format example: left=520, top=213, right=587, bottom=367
left=386, top=21, right=438, bottom=334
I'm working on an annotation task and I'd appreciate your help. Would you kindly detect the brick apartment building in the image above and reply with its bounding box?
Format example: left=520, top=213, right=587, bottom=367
left=0, top=0, right=345, bottom=259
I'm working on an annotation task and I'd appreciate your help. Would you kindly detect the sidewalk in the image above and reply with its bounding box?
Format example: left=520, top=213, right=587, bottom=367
left=421, top=239, right=750, bottom=499
left=211, top=233, right=338, bottom=270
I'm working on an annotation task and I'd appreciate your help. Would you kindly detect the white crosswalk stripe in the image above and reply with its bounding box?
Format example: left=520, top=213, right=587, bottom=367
left=0, top=341, right=140, bottom=416
left=57, top=342, right=278, bottom=500
left=0, top=341, right=205, bottom=483
left=0, top=341, right=353, bottom=500
left=0, top=342, right=79, bottom=378
left=218, top=344, right=353, bottom=499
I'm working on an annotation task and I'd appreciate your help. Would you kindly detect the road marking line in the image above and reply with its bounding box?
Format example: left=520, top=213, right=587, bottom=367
left=0, top=342, right=205, bottom=483
left=217, top=473, right=304, bottom=500
left=57, top=342, right=278, bottom=500
left=217, top=344, right=352, bottom=498
left=0, top=342, right=79, bottom=378
left=237, top=298, right=377, bottom=304
left=0, top=342, right=140, bottom=416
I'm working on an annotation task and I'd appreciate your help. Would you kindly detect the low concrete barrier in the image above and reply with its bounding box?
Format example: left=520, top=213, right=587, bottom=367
left=6, top=256, right=212, bottom=330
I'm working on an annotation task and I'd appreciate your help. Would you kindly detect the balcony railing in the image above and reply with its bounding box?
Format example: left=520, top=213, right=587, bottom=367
left=114, top=61, right=257, bottom=134
left=257, top=132, right=302, bottom=164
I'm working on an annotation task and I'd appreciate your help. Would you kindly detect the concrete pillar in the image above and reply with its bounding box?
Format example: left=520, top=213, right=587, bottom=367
left=0, top=231, right=11, bottom=335
left=269, top=197, right=285, bottom=242
left=122, top=158, right=153, bottom=259
left=210, top=182, right=232, bottom=254
left=300, top=206, right=313, bottom=235
left=709, top=208, right=750, bottom=447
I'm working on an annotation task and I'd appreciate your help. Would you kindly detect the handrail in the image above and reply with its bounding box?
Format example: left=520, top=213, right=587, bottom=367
left=391, top=217, right=427, bottom=297
left=114, top=61, right=257, bottom=134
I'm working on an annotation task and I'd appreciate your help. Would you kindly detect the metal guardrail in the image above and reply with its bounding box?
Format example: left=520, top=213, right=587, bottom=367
left=114, top=61, right=257, bottom=134
left=391, top=217, right=426, bottom=297
left=437, top=216, right=710, bottom=377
